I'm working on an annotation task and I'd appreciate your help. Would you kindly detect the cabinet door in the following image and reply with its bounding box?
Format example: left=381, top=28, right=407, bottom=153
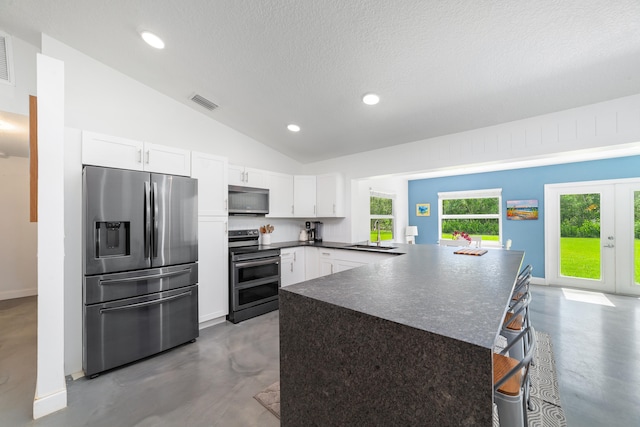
left=318, top=250, right=334, bottom=277
left=334, top=259, right=366, bottom=273
left=191, top=152, right=228, bottom=216
left=280, top=249, right=295, bottom=287
left=294, top=175, right=317, bottom=217
left=197, top=217, right=229, bottom=322
left=245, top=167, right=268, bottom=188
left=82, top=131, right=144, bottom=170
left=291, top=247, right=306, bottom=284
left=228, top=164, right=246, bottom=186
left=305, top=247, right=319, bottom=280
left=144, top=142, right=191, bottom=176
left=316, top=173, right=344, bottom=217
left=266, top=172, right=294, bottom=217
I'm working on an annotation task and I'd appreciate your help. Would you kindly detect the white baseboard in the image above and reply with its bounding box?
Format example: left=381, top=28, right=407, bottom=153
left=531, top=276, right=546, bottom=286
left=0, top=288, right=37, bottom=301
left=33, top=388, right=67, bottom=419
left=199, top=315, right=227, bottom=330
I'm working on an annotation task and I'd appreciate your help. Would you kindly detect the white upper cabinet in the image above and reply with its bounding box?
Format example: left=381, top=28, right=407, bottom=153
left=82, top=131, right=191, bottom=176
left=82, top=131, right=145, bottom=171
left=316, top=173, right=344, bottom=217
left=293, top=175, right=317, bottom=217
left=228, top=164, right=268, bottom=188
left=266, top=171, right=294, bottom=217
left=191, top=152, right=228, bottom=216
left=143, top=142, right=191, bottom=176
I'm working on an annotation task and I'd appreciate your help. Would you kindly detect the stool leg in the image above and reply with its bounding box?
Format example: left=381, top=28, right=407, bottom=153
left=495, top=392, right=525, bottom=427
left=501, top=328, right=524, bottom=361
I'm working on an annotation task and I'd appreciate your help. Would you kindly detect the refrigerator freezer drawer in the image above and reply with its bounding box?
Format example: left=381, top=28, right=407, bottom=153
left=84, top=263, right=198, bottom=305
left=83, top=285, right=199, bottom=377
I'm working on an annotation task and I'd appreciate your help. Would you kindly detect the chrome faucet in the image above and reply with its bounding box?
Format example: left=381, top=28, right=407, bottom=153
left=374, top=220, right=381, bottom=245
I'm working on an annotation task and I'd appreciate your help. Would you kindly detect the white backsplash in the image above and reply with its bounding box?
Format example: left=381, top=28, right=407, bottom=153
left=228, top=217, right=350, bottom=243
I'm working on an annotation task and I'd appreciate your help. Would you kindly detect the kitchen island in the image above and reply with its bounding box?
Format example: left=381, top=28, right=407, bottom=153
left=279, top=243, right=524, bottom=426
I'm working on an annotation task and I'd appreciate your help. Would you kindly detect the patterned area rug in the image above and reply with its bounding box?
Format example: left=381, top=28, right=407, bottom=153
left=255, top=331, right=566, bottom=426
left=254, top=381, right=280, bottom=420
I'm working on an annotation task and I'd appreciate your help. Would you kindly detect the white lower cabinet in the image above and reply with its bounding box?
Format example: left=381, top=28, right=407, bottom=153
left=317, top=248, right=396, bottom=277
left=281, top=247, right=305, bottom=287
left=198, top=217, right=228, bottom=323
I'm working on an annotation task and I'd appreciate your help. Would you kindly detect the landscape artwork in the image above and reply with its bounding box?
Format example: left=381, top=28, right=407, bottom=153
left=507, top=199, right=539, bottom=220
left=416, top=203, right=430, bottom=216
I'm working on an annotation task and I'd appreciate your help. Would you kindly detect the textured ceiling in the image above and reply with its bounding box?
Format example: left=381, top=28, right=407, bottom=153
left=1, top=0, right=640, bottom=163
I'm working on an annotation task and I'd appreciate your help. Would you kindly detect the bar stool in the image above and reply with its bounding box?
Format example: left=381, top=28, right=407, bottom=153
left=493, top=325, right=537, bottom=427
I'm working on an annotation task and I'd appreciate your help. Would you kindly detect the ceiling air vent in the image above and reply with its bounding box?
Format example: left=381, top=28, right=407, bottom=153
left=190, top=94, right=218, bottom=111
left=0, top=31, right=15, bottom=85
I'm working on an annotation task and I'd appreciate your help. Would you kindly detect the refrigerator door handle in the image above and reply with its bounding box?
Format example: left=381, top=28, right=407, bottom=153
left=98, top=267, right=193, bottom=285
left=99, top=290, right=193, bottom=314
left=144, top=181, right=151, bottom=259
left=153, top=181, right=159, bottom=258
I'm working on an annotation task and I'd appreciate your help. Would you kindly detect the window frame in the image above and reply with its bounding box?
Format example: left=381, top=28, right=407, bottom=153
left=370, top=189, right=396, bottom=242
left=437, top=188, right=503, bottom=247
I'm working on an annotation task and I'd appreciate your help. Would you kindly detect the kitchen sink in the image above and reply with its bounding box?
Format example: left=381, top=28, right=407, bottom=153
left=348, top=244, right=397, bottom=250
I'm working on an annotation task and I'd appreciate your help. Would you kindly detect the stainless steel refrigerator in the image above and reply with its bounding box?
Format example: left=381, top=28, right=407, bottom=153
left=83, top=166, right=198, bottom=377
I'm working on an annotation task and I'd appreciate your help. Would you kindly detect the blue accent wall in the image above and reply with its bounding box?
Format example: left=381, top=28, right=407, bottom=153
left=408, top=155, right=640, bottom=277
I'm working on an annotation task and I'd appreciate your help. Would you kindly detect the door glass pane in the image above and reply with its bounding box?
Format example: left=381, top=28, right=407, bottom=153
left=635, top=191, right=640, bottom=286
left=559, top=194, right=601, bottom=279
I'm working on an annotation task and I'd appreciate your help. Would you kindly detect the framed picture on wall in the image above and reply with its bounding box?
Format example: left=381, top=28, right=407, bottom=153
left=506, top=199, right=538, bottom=220
left=416, top=203, right=430, bottom=216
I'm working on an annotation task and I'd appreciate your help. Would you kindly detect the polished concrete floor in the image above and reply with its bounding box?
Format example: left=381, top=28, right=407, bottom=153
left=1, top=286, right=639, bottom=426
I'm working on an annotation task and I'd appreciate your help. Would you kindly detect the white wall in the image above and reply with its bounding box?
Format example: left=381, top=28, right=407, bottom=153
left=0, top=34, right=38, bottom=115
left=305, top=93, right=640, bottom=179
left=34, top=52, right=66, bottom=419
left=0, top=157, right=37, bottom=299
left=40, top=35, right=303, bottom=174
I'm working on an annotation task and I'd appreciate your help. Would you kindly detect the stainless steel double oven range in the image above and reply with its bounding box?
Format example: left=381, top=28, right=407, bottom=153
left=83, top=166, right=199, bottom=378
left=228, top=229, right=281, bottom=323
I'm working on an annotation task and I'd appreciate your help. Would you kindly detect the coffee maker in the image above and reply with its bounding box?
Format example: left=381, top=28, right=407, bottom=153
left=312, top=221, right=323, bottom=242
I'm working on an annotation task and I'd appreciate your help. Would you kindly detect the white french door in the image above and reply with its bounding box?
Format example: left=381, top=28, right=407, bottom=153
left=545, top=178, right=640, bottom=296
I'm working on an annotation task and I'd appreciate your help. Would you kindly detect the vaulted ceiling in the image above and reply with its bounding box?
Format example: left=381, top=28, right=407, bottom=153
left=1, top=0, right=640, bottom=163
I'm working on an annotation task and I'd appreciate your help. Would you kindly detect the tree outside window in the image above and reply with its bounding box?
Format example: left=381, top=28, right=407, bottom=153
left=439, top=189, right=502, bottom=246
left=370, top=192, right=394, bottom=242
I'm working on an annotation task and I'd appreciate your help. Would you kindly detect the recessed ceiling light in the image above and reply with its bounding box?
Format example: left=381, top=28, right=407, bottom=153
left=140, top=30, right=165, bottom=49
left=287, top=124, right=301, bottom=132
left=362, top=93, right=380, bottom=105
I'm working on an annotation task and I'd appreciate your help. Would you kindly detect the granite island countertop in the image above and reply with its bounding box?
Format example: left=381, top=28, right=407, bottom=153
left=279, top=243, right=525, bottom=426
left=281, top=243, right=524, bottom=350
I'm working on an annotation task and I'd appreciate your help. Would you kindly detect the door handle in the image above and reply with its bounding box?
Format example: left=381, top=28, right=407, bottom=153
left=100, top=290, right=192, bottom=314
left=153, top=182, right=159, bottom=258
left=603, top=244, right=615, bottom=248
left=144, top=181, right=151, bottom=258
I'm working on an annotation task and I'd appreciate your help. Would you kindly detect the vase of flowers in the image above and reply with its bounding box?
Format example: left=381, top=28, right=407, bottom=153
left=452, top=230, right=471, bottom=244
left=260, top=224, right=274, bottom=245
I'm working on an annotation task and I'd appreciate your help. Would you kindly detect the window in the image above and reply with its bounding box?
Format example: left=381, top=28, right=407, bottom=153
left=370, top=190, right=395, bottom=242
left=438, top=189, right=502, bottom=247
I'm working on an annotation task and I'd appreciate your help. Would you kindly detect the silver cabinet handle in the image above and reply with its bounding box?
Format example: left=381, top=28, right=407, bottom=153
left=290, top=263, right=293, bottom=272
left=145, top=150, right=150, bottom=164
left=314, top=205, right=316, bottom=215
left=225, top=221, right=228, bottom=234
left=333, top=203, right=336, bottom=214
left=138, top=149, right=142, bottom=163
left=603, top=244, right=615, bottom=248
left=291, top=205, right=294, bottom=215
left=293, top=252, right=297, bottom=262
left=225, top=198, right=228, bottom=211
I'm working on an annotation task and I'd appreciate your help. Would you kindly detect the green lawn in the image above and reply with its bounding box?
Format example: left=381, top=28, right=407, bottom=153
left=560, top=237, right=640, bottom=281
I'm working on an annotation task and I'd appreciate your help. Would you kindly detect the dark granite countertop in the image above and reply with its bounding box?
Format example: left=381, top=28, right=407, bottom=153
left=282, top=243, right=524, bottom=350
left=259, top=240, right=406, bottom=255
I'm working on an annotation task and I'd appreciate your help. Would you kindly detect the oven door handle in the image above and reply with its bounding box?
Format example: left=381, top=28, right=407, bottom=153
left=99, top=290, right=193, bottom=314
left=99, top=267, right=192, bottom=285
left=234, top=258, right=280, bottom=269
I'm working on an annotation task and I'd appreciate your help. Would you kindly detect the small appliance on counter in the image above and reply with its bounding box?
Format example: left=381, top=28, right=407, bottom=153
left=299, top=229, right=308, bottom=241
left=313, top=221, right=323, bottom=242
left=305, top=221, right=314, bottom=241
